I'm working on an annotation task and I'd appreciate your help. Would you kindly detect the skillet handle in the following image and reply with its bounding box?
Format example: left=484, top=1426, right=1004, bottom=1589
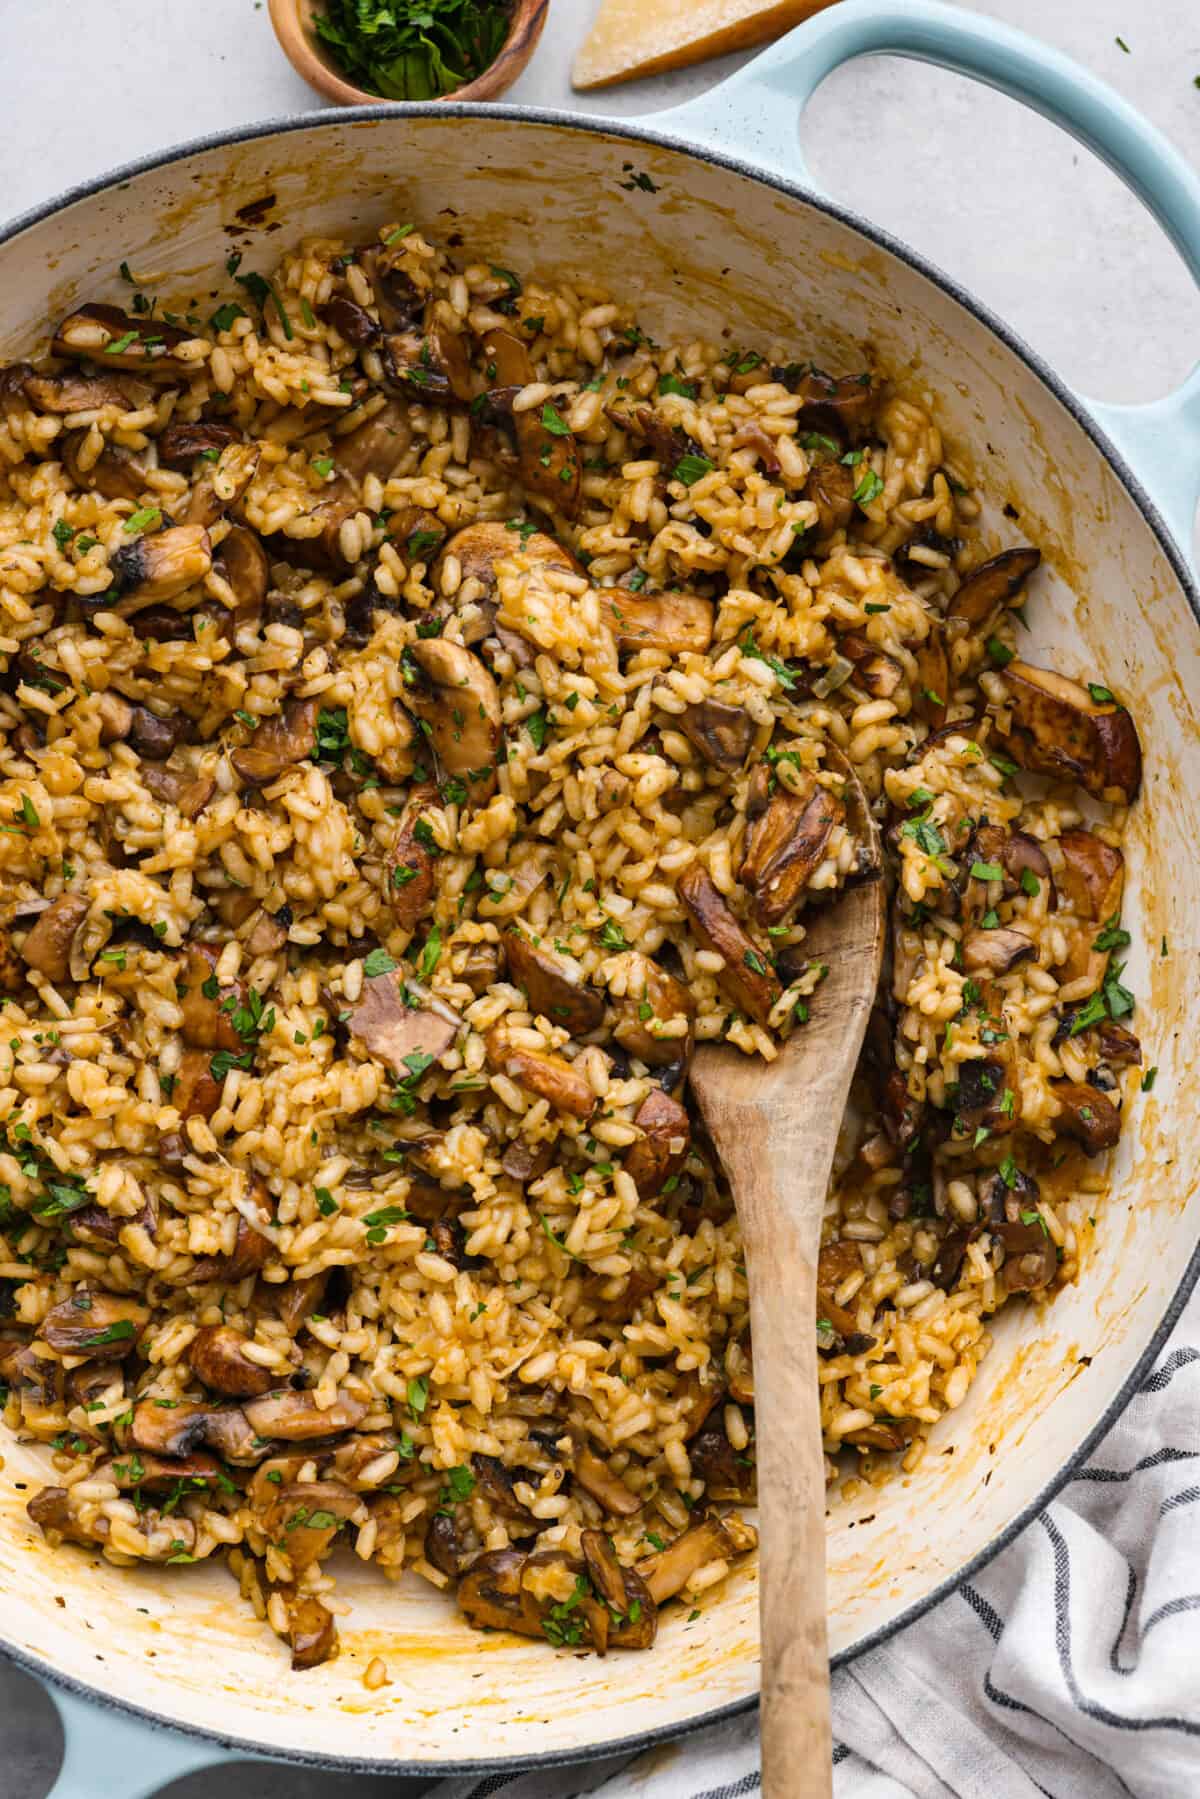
left=650, top=0, right=1200, bottom=565
left=43, top=1682, right=236, bottom=1799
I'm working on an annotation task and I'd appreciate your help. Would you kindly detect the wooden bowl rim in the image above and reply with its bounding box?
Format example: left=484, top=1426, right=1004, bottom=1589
left=267, top=0, right=548, bottom=106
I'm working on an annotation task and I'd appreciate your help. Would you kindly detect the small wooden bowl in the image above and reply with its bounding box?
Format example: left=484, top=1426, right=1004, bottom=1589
left=268, top=0, right=549, bottom=105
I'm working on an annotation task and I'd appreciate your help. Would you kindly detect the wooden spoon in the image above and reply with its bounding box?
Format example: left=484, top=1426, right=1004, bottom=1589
left=688, top=770, right=886, bottom=1799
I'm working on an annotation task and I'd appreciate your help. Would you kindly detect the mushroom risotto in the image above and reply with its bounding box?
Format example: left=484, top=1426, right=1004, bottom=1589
left=0, top=221, right=1144, bottom=1668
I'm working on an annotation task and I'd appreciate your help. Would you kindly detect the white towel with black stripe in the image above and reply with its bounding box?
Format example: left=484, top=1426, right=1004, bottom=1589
left=429, top=1296, right=1200, bottom=1799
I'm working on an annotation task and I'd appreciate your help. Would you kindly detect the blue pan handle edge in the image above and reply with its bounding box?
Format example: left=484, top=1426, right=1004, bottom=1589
left=651, top=0, right=1200, bottom=569
left=38, top=1682, right=236, bottom=1799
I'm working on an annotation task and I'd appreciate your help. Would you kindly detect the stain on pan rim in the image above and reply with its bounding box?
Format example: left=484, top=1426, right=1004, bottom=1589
left=0, top=100, right=1197, bottom=1779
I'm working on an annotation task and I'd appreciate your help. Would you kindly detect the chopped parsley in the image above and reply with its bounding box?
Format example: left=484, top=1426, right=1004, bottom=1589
left=672, top=452, right=714, bottom=486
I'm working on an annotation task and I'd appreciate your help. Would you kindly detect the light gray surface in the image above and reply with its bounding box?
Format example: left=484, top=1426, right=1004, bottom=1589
left=1, top=0, right=1198, bottom=1794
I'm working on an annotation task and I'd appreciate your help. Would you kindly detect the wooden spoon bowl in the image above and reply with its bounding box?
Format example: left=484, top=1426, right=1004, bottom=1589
left=688, top=758, right=887, bottom=1799
left=268, top=0, right=550, bottom=106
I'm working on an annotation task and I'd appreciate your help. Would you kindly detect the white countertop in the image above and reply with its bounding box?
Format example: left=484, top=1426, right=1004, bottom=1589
left=1, top=1, right=1199, bottom=1794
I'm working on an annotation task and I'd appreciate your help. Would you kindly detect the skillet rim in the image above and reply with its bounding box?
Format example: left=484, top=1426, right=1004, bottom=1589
left=1, top=97, right=1197, bottom=1780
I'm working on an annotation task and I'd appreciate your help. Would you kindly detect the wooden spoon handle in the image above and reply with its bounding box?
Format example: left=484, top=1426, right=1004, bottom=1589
left=749, top=1200, right=832, bottom=1798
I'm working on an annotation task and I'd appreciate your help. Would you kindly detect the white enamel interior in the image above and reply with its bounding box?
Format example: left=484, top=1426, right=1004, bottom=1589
left=1, top=113, right=1197, bottom=1772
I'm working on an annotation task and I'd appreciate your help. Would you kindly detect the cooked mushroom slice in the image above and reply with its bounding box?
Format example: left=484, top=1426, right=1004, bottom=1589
left=469, top=1453, right=538, bottom=1534
left=804, top=457, right=857, bottom=536
left=677, top=1372, right=723, bottom=1441
left=27, top=1487, right=107, bottom=1551
left=677, top=865, right=781, bottom=1027
left=127, top=703, right=184, bottom=761
left=441, top=519, right=578, bottom=595
left=156, top=420, right=242, bottom=469
left=61, top=430, right=145, bottom=502
left=459, top=938, right=506, bottom=996
left=403, top=638, right=501, bottom=792
left=230, top=696, right=321, bottom=786
left=484, top=1027, right=596, bottom=1119
left=948, top=547, right=1041, bottom=623
left=212, top=525, right=270, bottom=627
left=130, top=1399, right=265, bottom=1464
left=41, top=1289, right=148, bottom=1359
left=994, top=1218, right=1058, bottom=1292
left=387, top=783, right=439, bottom=932
left=623, top=1090, right=690, bottom=1198
left=1053, top=1011, right=1141, bottom=1066
left=677, top=699, right=755, bottom=770
left=691, top=1423, right=756, bottom=1502
left=499, top=1139, right=552, bottom=1184
left=348, top=972, right=461, bottom=1075
left=844, top=1420, right=917, bottom=1453
left=178, top=943, right=245, bottom=1052
left=997, top=661, right=1142, bottom=801
left=100, top=1449, right=227, bottom=1492
left=51, top=303, right=192, bottom=371
left=1054, top=830, right=1124, bottom=993
left=272, top=1272, right=328, bottom=1335
left=19, top=893, right=88, bottom=983
left=457, top=1547, right=542, bottom=1637
left=0, top=928, right=25, bottom=994
left=506, top=930, right=604, bottom=1034
left=22, top=367, right=153, bottom=414
left=962, top=927, right=1038, bottom=976
left=598, top=586, right=714, bottom=656
left=635, top=1516, right=741, bottom=1605
left=0, top=1341, right=64, bottom=1422
left=1050, top=1080, right=1122, bottom=1154
left=243, top=1388, right=368, bottom=1442
left=181, top=1196, right=274, bottom=1286
left=839, top=632, right=903, bottom=700
left=912, top=624, right=949, bottom=727
left=954, top=1054, right=1020, bottom=1132
left=573, top=1442, right=640, bottom=1516
left=425, top=1508, right=474, bottom=1576
left=261, top=1480, right=362, bottom=1573
left=188, top=1325, right=275, bottom=1397
left=816, top=1239, right=873, bottom=1344
left=331, top=399, right=412, bottom=483
left=283, top=1590, right=338, bottom=1670
left=481, top=328, right=580, bottom=515
left=139, top=759, right=216, bottom=818
left=580, top=1530, right=657, bottom=1649
left=383, top=308, right=473, bottom=405
left=320, top=292, right=380, bottom=347
left=107, top=523, right=212, bottom=604
left=613, top=955, right=695, bottom=1069
left=785, top=367, right=876, bottom=440
left=739, top=778, right=843, bottom=928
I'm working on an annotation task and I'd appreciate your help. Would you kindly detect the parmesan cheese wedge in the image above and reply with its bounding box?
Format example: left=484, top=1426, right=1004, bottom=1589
left=572, top=0, right=841, bottom=91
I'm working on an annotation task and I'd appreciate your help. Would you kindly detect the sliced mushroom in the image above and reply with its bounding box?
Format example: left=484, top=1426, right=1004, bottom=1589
left=130, top=1399, right=264, bottom=1465
left=127, top=703, right=183, bottom=761
left=19, top=893, right=88, bottom=983
left=459, top=939, right=506, bottom=996
left=580, top=1530, right=657, bottom=1649
left=230, top=696, right=321, bottom=786
left=635, top=1516, right=742, bottom=1605
left=1054, top=831, right=1124, bottom=992
left=691, top=1423, right=756, bottom=1502
left=261, top=1480, right=362, bottom=1573
left=212, top=525, right=270, bottom=627
left=22, top=367, right=153, bottom=414
left=156, top=420, right=242, bottom=470
left=677, top=864, right=781, bottom=1027
left=804, top=458, right=857, bottom=536
left=481, top=328, right=580, bottom=515
left=786, top=367, right=876, bottom=441
left=997, top=661, right=1142, bottom=801
left=403, top=638, right=501, bottom=792
left=180, top=1198, right=274, bottom=1287
left=283, top=1590, right=338, bottom=1669
left=333, top=399, right=412, bottom=483
left=51, top=304, right=192, bottom=372
left=425, top=1508, right=474, bottom=1577
left=961, top=927, right=1037, bottom=976
left=913, top=625, right=949, bottom=728
left=271, top=1272, right=329, bottom=1335
left=677, top=699, right=755, bottom=770
left=1052, top=1011, right=1141, bottom=1065
left=1050, top=1080, right=1122, bottom=1154
left=994, top=1218, right=1058, bottom=1292
left=387, top=784, right=439, bottom=933
left=457, top=1547, right=544, bottom=1638
left=139, top=759, right=216, bottom=818
left=384, top=310, right=473, bottom=406
left=40, top=1289, right=148, bottom=1359
left=188, top=1325, right=275, bottom=1397
left=506, top=930, right=604, bottom=1034
left=739, top=778, right=843, bottom=927
left=100, top=1449, right=227, bottom=1492
left=484, top=1027, right=596, bottom=1119
left=178, top=943, right=246, bottom=1052
left=0, top=1341, right=64, bottom=1417
left=839, top=632, right=903, bottom=700
left=106, top=524, right=212, bottom=605
left=816, top=1240, right=869, bottom=1343
left=954, top=1054, right=1020, bottom=1132
left=348, top=972, right=461, bottom=1075
left=623, top=1090, right=690, bottom=1198
left=598, top=586, right=714, bottom=656
left=471, top=1453, right=538, bottom=1535
left=843, top=1419, right=917, bottom=1453
left=243, top=1388, right=368, bottom=1442
left=61, top=430, right=145, bottom=502
left=613, top=955, right=695, bottom=1069
left=320, top=292, right=380, bottom=347
left=930, top=1223, right=977, bottom=1292
left=27, top=1486, right=107, bottom=1551
left=949, top=547, right=1041, bottom=623
left=573, top=1442, right=640, bottom=1516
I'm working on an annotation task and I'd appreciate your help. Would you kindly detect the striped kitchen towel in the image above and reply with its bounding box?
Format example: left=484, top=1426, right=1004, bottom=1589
left=430, top=1292, right=1200, bottom=1799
